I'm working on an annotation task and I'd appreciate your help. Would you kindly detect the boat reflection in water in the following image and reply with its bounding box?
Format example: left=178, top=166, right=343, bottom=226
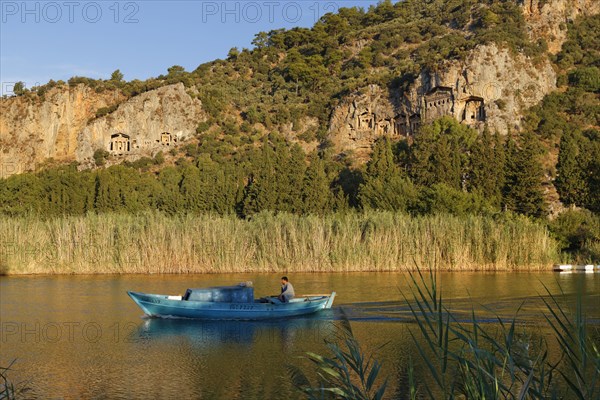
left=136, top=315, right=339, bottom=349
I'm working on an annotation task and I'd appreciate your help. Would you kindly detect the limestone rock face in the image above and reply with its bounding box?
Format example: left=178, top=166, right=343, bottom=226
left=329, top=44, right=556, bottom=159
left=0, top=83, right=204, bottom=177
left=521, top=0, right=600, bottom=54
left=76, top=83, right=205, bottom=168
left=0, top=85, right=123, bottom=176
left=329, top=85, right=398, bottom=158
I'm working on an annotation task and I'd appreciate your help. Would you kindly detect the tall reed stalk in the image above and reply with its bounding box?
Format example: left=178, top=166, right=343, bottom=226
left=0, top=361, right=28, bottom=400
left=0, top=211, right=558, bottom=274
left=405, top=270, right=600, bottom=399
left=293, top=271, right=599, bottom=399
left=288, top=318, right=388, bottom=400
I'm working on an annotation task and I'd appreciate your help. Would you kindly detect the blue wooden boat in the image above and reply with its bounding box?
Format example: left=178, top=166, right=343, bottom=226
left=127, top=282, right=336, bottom=320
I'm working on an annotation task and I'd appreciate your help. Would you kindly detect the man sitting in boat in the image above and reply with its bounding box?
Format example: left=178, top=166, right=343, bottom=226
left=278, top=276, right=295, bottom=303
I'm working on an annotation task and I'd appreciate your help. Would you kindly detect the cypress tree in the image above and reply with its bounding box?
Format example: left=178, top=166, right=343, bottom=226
left=93, top=169, right=122, bottom=212
left=180, top=164, right=204, bottom=212
left=582, top=129, right=600, bottom=212
left=503, top=131, right=547, bottom=217
left=242, top=142, right=277, bottom=216
left=410, top=125, right=437, bottom=187
left=555, top=131, right=588, bottom=206
left=279, top=144, right=306, bottom=213
left=411, top=117, right=476, bottom=190
left=470, top=126, right=503, bottom=206
left=358, top=136, right=417, bottom=211
left=435, top=135, right=462, bottom=190
left=301, top=153, right=331, bottom=214
left=156, top=167, right=184, bottom=215
left=493, top=131, right=506, bottom=194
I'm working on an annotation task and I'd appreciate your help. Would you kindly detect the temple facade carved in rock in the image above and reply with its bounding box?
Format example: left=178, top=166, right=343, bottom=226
left=108, top=131, right=180, bottom=155
left=341, top=85, right=486, bottom=144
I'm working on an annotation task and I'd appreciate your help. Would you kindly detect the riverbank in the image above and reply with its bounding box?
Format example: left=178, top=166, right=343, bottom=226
left=0, top=212, right=558, bottom=275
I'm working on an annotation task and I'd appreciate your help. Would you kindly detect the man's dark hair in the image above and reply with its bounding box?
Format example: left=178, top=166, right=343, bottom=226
left=281, top=276, right=288, bottom=282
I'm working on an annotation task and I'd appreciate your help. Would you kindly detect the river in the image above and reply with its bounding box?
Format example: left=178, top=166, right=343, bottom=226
left=1, top=272, right=598, bottom=399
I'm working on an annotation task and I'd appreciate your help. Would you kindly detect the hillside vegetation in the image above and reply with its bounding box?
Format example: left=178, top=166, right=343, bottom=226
left=2, top=0, right=599, bottom=267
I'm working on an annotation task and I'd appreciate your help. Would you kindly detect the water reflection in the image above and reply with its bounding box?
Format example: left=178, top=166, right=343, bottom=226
left=137, top=316, right=339, bottom=349
left=1, top=272, right=598, bottom=399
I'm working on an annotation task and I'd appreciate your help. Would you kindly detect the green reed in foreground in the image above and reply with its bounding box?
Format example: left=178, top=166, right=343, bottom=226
left=288, top=318, right=388, bottom=400
left=294, top=271, right=600, bottom=399
left=0, top=211, right=557, bottom=274
left=0, top=365, right=13, bottom=400
left=405, top=269, right=600, bottom=399
left=0, top=361, right=28, bottom=400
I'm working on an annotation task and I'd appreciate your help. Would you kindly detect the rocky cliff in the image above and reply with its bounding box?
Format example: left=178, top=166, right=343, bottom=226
left=0, top=83, right=204, bottom=176
left=329, top=44, right=556, bottom=158
left=521, top=0, right=600, bottom=53
left=0, top=85, right=123, bottom=176
left=1, top=0, right=598, bottom=176
left=76, top=84, right=205, bottom=169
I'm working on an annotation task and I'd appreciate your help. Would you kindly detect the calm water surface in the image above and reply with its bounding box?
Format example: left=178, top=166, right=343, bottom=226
left=1, top=272, right=599, bottom=399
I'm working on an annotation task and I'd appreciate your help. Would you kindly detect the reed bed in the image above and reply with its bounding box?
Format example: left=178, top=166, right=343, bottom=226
left=0, top=212, right=558, bottom=274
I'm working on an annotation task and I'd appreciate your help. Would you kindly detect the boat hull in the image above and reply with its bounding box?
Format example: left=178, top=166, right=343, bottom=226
left=127, top=291, right=335, bottom=320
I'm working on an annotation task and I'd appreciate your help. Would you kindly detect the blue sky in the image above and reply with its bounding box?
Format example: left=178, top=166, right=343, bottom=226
left=1, top=0, right=380, bottom=94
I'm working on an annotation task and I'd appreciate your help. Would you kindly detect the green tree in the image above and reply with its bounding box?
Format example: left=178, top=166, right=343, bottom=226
left=179, top=164, right=206, bottom=212
left=411, top=117, right=477, bottom=190
left=251, top=32, right=269, bottom=49
left=556, top=131, right=588, bottom=207
left=568, top=67, right=600, bottom=92
left=110, top=69, right=124, bottom=82
left=358, top=137, right=417, bottom=211
left=227, top=47, right=240, bottom=60
left=93, top=169, right=122, bottom=212
left=582, top=129, right=600, bottom=212
left=416, top=183, right=492, bottom=216
left=167, top=65, right=186, bottom=77
left=301, top=153, right=331, bottom=214
left=503, top=131, right=547, bottom=217
left=469, top=126, right=504, bottom=206
left=276, top=143, right=306, bottom=213
left=40, top=167, right=94, bottom=216
left=278, top=144, right=306, bottom=213
left=0, top=173, right=42, bottom=215
left=93, top=149, right=110, bottom=166
left=242, top=142, right=278, bottom=216
left=156, top=167, right=184, bottom=215
left=13, top=81, right=26, bottom=96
